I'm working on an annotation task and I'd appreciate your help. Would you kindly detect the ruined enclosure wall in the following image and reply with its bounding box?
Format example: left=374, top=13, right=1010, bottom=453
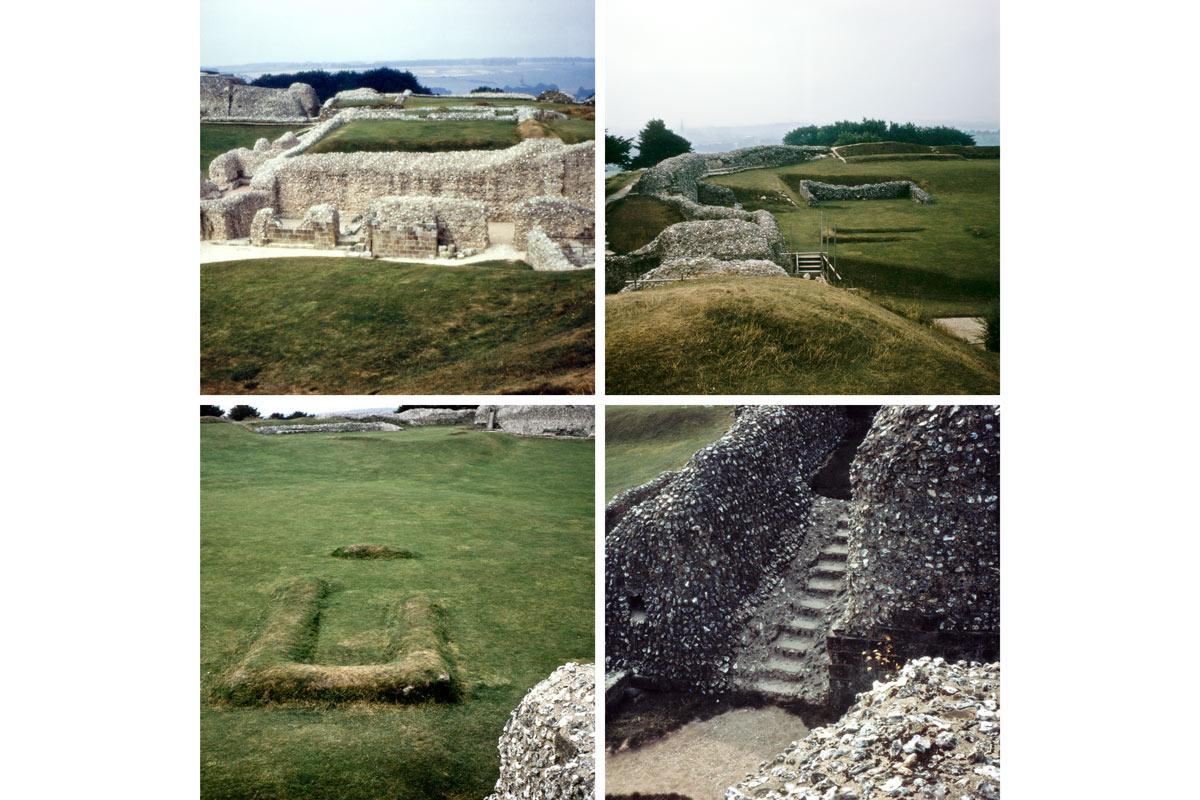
left=605, top=406, right=848, bottom=690
left=475, top=405, right=595, bottom=438
left=801, top=179, right=933, bottom=204
left=201, top=76, right=318, bottom=121
left=365, top=196, right=490, bottom=253
left=511, top=196, right=595, bottom=249
left=637, top=145, right=824, bottom=202
left=201, top=190, right=271, bottom=240
left=250, top=139, right=594, bottom=218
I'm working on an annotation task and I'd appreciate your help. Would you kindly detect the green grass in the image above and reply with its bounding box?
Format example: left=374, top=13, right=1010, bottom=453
left=605, top=406, right=732, bottom=499
left=201, top=258, right=594, bottom=394
left=605, top=277, right=999, bottom=394
left=308, top=119, right=521, bottom=153
left=201, top=122, right=302, bottom=174
left=539, top=116, right=596, bottom=143
left=605, top=195, right=687, bottom=256
left=202, top=423, right=594, bottom=800
left=709, top=157, right=999, bottom=319
left=605, top=170, right=644, bottom=196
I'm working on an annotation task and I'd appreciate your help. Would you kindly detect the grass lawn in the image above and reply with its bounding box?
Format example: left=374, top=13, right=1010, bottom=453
left=605, top=170, right=644, bottom=196
left=605, top=276, right=999, bottom=394
left=201, top=423, right=593, bottom=800
left=308, top=119, right=521, bottom=153
left=539, top=116, right=596, bottom=143
left=605, top=406, right=732, bottom=499
left=201, top=258, right=594, bottom=394
left=201, top=122, right=302, bottom=174
left=709, top=157, right=999, bottom=319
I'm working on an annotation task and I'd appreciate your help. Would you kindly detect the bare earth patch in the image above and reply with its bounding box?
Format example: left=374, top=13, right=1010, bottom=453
left=605, top=707, right=811, bottom=800
left=932, top=316, right=987, bottom=347
left=332, top=544, right=417, bottom=560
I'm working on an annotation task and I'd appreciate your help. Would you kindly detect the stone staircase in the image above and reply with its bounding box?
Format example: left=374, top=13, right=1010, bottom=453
left=746, top=510, right=851, bottom=698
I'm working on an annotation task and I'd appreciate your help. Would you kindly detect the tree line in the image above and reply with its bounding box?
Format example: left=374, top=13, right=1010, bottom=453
left=783, top=118, right=976, bottom=147
left=250, top=67, right=430, bottom=104
left=605, top=119, right=693, bottom=170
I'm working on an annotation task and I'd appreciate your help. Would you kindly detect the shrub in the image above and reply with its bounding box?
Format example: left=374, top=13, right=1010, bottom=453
left=228, top=404, right=260, bottom=421
left=200, top=405, right=224, bottom=418
left=630, top=120, right=692, bottom=169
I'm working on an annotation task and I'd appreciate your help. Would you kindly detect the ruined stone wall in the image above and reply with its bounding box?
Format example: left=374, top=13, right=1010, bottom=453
left=365, top=196, right=490, bottom=253
left=201, top=190, right=271, bottom=240
left=394, top=408, right=477, bottom=426
left=626, top=216, right=786, bottom=267
left=250, top=205, right=340, bottom=249
left=486, top=662, right=595, bottom=800
left=637, top=145, right=824, bottom=201
left=801, top=179, right=933, bottom=204
left=836, top=405, right=1000, bottom=639
left=526, top=228, right=578, bottom=271
left=250, top=139, right=594, bottom=218
left=201, top=75, right=318, bottom=121
left=254, top=422, right=402, bottom=434
left=511, top=196, right=595, bottom=249
left=475, top=405, right=595, bottom=438
left=605, top=406, right=848, bottom=690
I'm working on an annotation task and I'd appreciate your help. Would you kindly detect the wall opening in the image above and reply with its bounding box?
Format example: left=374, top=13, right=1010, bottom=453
left=810, top=406, right=880, bottom=499
left=628, top=595, right=647, bottom=625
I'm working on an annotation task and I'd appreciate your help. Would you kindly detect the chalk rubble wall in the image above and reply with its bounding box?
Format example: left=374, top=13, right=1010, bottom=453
left=366, top=196, right=490, bottom=251
left=254, top=422, right=402, bottom=435
left=605, top=406, right=848, bottom=690
left=637, top=145, right=824, bottom=201
left=250, top=138, right=595, bottom=218
left=201, top=190, right=271, bottom=240
left=200, top=75, right=318, bottom=121
left=394, top=408, right=476, bottom=425
left=511, top=196, right=595, bottom=250
left=486, top=662, right=595, bottom=800
left=838, top=406, right=1000, bottom=638
left=475, top=405, right=595, bottom=438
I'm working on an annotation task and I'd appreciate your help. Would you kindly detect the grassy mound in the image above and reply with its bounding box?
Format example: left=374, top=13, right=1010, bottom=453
left=308, top=119, right=521, bottom=153
left=218, top=582, right=457, bottom=705
left=202, top=424, right=593, bottom=799
left=606, top=195, right=687, bottom=255
left=201, top=122, right=300, bottom=174
left=332, top=544, right=417, bottom=560
left=605, top=277, right=999, bottom=394
left=200, top=257, right=594, bottom=394
left=605, top=406, right=733, bottom=499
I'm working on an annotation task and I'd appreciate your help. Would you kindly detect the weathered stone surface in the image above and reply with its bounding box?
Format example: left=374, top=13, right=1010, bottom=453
left=200, top=177, right=222, bottom=200
left=394, top=408, right=476, bottom=425
left=475, top=405, right=595, bottom=438
left=605, top=406, right=848, bottom=691
left=365, top=195, right=490, bottom=253
left=536, top=89, right=578, bottom=104
left=200, top=74, right=318, bottom=121
left=254, top=422, right=403, bottom=435
left=637, top=145, right=824, bottom=201
left=526, top=227, right=579, bottom=270
left=801, top=179, right=933, bottom=205
left=512, top=196, right=594, bottom=250
left=625, top=217, right=786, bottom=267
left=726, top=658, right=999, bottom=800
left=622, top=257, right=786, bottom=289
left=486, top=662, right=595, bottom=800
left=200, top=190, right=271, bottom=240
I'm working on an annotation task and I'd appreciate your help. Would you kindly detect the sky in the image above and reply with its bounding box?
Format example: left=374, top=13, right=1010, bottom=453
left=201, top=0, right=594, bottom=65
left=607, top=0, right=999, bottom=134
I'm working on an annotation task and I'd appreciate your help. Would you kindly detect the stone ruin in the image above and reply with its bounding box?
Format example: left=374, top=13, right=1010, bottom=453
left=201, top=106, right=594, bottom=270
left=797, top=178, right=934, bottom=205
left=605, top=405, right=1000, bottom=709
left=612, top=145, right=825, bottom=290
left=486, top=662, right=595, bottom=800
left=475, top=405, right=595, bottom=438
left=200, top=74, right=318, bottom=122
left=606, top=406, right=848, bottom=690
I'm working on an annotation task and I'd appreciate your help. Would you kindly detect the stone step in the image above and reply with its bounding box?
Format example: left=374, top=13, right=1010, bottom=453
left=806, top=577, right=842, bottom=594
left=812, top=561, right=846, bottom=578
left=836, top=516, right=850, bottom=530
left=780, top=619, right=821, bottom=638
left=748, top=677, right=805, bottom=698
left=793, top=596, right=830, bottom=612
left=759, top=657, right=808, bottom=678
left=771, top=634, right=813, bottom=654
left=822, top=543, right=850, bottom=558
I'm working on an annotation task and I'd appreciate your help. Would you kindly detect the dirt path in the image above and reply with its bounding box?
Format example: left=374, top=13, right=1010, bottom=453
left=605, top=181, right=636, bottom=206
left=606, top=707, right=810, bottom=800
left=932, top=316, right=987, bottom=348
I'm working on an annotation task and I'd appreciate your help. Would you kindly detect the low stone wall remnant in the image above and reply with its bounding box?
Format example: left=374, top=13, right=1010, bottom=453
left=475, top=405, right=595, bottom=438
left=800, top=179, right=933, bottom=204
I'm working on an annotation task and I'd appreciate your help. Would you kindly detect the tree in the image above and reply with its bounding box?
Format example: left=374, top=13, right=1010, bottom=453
left=471, top=85, right=504, bottom=93
left=783, top=118, right=975, bottom=148
left=200, top=405, right=224, bottom=417
left=227, top=404, right=260, bottom=421
left=604, top=131, right=634, bottom=168
left=268, top=412, right=286, bottom=420
left=630, top=120, right=692, bottom=169
left=251, top=67, right=430, bottom=103
left=285, top=411, right=311, bottom=419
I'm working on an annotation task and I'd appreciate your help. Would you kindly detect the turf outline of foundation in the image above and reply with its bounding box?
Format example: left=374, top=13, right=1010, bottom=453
left=218, top=577, right=459, bottom=705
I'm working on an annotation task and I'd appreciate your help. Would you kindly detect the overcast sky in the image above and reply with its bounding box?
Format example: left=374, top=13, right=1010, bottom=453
left=607, top=0, right=998, bottom=134
left=202, top=0, right=594, bottom=65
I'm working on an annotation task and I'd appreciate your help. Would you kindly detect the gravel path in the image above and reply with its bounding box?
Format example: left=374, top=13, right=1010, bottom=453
left=605, top=181, right=636, bottom=206
left=605, top=707, right=811, bottom=800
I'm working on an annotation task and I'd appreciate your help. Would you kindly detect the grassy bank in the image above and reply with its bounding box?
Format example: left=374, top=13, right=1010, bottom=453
left=201, top=257, right=594, bottom=394
left=202, top=423, right=593, bottom=800
left=201, top=122, right=300, bottom=174
left=606, top=277, right=999, bottom=394
left=708, top=157, right=999, bottom=319
left=605, top=406, right=733, bottom=499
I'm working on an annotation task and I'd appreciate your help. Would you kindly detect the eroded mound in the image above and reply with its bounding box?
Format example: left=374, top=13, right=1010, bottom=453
left=727, top=658, right=1000, bottom=800
left=331, top=545, right=417, bottom=560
